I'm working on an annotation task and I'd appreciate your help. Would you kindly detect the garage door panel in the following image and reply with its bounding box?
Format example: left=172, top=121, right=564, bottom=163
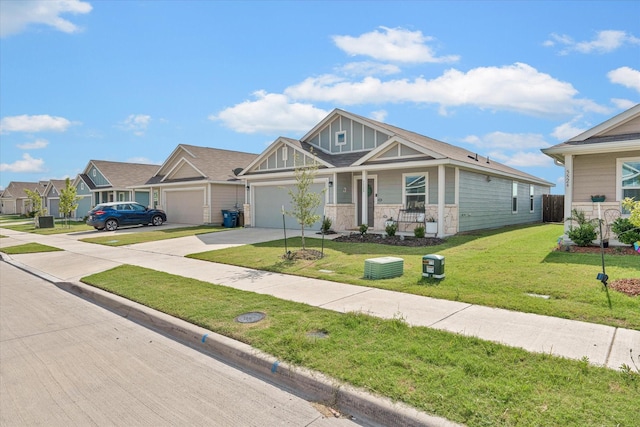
left=254, top=184, right=324, bottom=229
left=165, top=190, right=204, bottom=225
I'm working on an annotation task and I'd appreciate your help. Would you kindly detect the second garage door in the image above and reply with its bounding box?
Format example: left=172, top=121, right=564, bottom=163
left=165, top=189, right=204, bottom=225
left=254, top=183, right=325, bottom=229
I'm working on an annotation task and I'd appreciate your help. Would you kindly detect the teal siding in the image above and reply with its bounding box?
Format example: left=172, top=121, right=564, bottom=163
left=336, top=173, right=352, bottom=203
left=76, top=196, right=93, bottom=219
left=135, top=191, right=150, bottom=207
left=89, top=166, right=109, bottom=186
left=458, top=170, right=544, bottom=232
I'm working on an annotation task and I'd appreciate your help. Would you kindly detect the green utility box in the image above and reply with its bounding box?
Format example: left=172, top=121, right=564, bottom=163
left=37, top=216, right=54, bottom=228
left=364, top=257, right=404, bottom=279
left=422, top=254, right=445, bottom=279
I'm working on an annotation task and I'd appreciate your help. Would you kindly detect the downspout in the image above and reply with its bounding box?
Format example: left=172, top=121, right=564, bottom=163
left=438, top=164, right=446, bottom=237
left=563, top=154, right=573, bottom=238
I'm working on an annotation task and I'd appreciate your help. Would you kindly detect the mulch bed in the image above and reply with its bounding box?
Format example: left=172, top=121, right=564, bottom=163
left=608, top=278, right=640, bottom=297
left=332, top=233, right=445, bottom=247
left=557, top=245, right=638, bottom=256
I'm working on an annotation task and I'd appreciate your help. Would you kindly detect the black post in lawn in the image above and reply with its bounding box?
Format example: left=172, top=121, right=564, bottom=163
left=597, top=214, right=608, bottom=287
left=282, top=205, right=289, bottom=258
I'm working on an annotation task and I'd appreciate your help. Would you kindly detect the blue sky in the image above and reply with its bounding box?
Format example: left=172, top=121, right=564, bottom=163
left=1, top=1, right=639, bottom=194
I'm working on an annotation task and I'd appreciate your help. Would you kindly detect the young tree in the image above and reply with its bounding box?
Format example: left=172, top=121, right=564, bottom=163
left=285, top=153, right=325, bottom=250
left=24, top=188, right=45, bottom=226
left=59, top=178, right=81, bottom=228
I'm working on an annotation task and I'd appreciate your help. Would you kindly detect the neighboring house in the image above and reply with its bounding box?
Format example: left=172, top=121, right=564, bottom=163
left=42, top=179, right=68, bottom=218
left=139, top=144, right=258, bottom=225
left=72, top=174, right=94, bottom=219
left=240, top=109, right=553, bottom=236
left=78, top=160, right=160, bottom=209
left=542, top=104, right=640, bottom=242
left=0, top=181, right=46, bottom=215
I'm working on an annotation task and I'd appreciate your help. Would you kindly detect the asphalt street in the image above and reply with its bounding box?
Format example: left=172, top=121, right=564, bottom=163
left=0, top=261, right=357, bottom=427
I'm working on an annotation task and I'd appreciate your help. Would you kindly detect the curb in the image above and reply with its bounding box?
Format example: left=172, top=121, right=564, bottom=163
left=1, top=254, right=459, bottom=427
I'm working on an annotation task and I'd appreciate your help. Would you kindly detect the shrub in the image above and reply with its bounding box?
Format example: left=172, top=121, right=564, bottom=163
left=414, top=225, right=425, bottom=238
left=566, top=208, right=597, bottom=246
left=611, top=217, right=640, bottom=245
left=385, top=222, right=397, bottom=237
left=359, top=223, right=368, bottom=235
left=321, top=217, right=332, bottom=234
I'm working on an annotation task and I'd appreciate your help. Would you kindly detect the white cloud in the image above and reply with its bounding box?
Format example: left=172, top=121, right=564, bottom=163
left=545, top=30, right=640, bottom=55
left=210, top=91, right=328, bottom=134
left=119, top=114, right=151, bottom=136
left=332, top=26, right=459, bottom=64
left=608, top=67, right=640, bottom=93
left=0, top=114, right=73, bottom=133
left=463, top=132, right=550, bottom=149
left=126, top=157, right=159, bottom=165
left=17, top=138, right=49, bottom=150
left=338, top=61, right=401, bottom=76
left=370, top=110, right=388, bottom=122
left=0, top=153, right=45, bottom=173
left=488, top=150, right=553, bottom=168
left=0, top=0, right=92, bottom=38
left=551, top=119, right=587, bottom=141
left=285, top=63, right=588, bottom=117
left=611, top=98, right=637, bottom=110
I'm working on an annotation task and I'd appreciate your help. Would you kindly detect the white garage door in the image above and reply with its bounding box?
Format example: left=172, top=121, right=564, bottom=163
left=165, top=190, right=204, bottom=225
left=254, top=183, right=325, bottom=229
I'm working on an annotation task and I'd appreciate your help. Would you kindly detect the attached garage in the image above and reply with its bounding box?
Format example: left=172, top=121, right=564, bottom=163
left=253, top=183, right=325, bottom=229
left=164, top=189, right=205, bottom=225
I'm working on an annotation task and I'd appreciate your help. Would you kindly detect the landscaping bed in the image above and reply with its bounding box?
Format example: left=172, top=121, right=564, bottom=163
left=333, top=232, right=445, bottom=247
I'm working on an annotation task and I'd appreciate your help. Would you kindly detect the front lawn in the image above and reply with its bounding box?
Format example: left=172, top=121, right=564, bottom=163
left=0, top=243, right=63, bottom=254
left=188, top=224, right=640, bottom=330
left=1, top=220, right=92, bottom=234
left=81, top=264, right=639, bottom=427
left=80, top=225, right=227, bottom=246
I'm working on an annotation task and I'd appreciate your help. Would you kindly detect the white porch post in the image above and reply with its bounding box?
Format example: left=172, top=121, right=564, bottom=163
left=438, top=164, right=445, bottom=237
left=563, top=154, right=573, bottom=236
left=361, top=170, right=368, bottom=226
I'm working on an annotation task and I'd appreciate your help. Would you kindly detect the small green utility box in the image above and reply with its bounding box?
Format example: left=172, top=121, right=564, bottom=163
left=364, top=257, right=404, bottom=279
left=422, top=254, right=445, bottom=279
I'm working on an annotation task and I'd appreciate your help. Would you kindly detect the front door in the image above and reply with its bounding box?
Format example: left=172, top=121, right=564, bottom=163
left=357, top=178, right=375, bottom=228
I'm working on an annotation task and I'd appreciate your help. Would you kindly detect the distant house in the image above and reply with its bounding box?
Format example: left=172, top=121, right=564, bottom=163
left=542, top=104, right=640, bottom=242
left=240, top=109, right=553, bottom=236
left=78, top=160, right=160, bottom=209
left=0, top=181, right=46, bottom=215
left=140, top=144, right=258, bottom=225
left=72, top=174, right=94, bottom=219
left=42, top=179, right=68, bottom=218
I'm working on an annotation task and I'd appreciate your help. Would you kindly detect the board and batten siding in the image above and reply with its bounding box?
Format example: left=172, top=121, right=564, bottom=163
left=573, top=150, right=640, bottom=202
left=458, top=170, right=545, bottom=232
left=89, top=166, right=109, bottom=186
left=307, top=116, right=391, bottom=155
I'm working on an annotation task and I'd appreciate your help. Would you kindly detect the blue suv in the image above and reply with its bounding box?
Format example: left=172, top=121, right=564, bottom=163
left=87, top=202, right=167, bottom=231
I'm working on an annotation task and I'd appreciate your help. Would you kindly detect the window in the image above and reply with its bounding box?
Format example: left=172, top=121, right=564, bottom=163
left=621, top=159, right=640, bottom=213
left=335, top=130, right=347, bottom=146
left=92, top=169, right=96, bottom=177
left=403, top=174, right=426, bottom=210
left=80, top=183, right=84, bottom=190
left=281, top=146, right=288, bottom=162
left=529, top=185, right=534, bottom=213
left=512, top=181, right=518, bottom=213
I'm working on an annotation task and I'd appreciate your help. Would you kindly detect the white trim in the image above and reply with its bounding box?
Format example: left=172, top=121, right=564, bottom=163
left=353, top=174, right=377, bottom=227
left=529, top=184, right=535, bottom=213
left=162, top=157, right=207, bottom=182
left=335, top=130, right=347, bottom=146
left=401, top=172, right=428, bottom=209
left=568, top=104, right=640, bottom=142
left=512, top=181, right=519, bottom=214
left=616, top=155, right=640, bottom=202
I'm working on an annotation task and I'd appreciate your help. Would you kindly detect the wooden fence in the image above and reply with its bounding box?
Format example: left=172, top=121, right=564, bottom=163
left=543, top=194, right=564, bottom=223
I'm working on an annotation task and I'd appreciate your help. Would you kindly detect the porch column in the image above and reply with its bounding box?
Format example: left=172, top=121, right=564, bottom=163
left=438, top=164, right=445, bottom=237
left=361, top=170, right=368, bottom=226
left=563, top=154, right=573, bottom=236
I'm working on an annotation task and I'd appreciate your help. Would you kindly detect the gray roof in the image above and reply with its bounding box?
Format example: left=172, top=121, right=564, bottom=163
left=89, top=160, right=160, bottom=189
left=1, top=181, right=44, bottom=198
left=152, top=144, right=258, bottom=183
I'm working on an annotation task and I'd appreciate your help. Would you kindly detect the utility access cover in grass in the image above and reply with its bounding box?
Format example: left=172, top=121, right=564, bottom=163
left=234, top=312, right=266, bottom=323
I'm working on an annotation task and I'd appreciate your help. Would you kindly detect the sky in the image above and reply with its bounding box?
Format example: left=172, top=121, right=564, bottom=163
left=1, top=0, right=639, bottom=194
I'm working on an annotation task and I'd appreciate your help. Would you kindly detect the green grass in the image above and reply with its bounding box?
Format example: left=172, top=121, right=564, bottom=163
left=81, top=264, right=639, bottom=427
left=188, top=224, right=640, bottom=330
left=0, top=214, right=25, bottom=223
left=80, top=225, right=227, bottom=246
left=0, top=242, right=63, bottom=254
left=1, top=220, right=93, bottom=234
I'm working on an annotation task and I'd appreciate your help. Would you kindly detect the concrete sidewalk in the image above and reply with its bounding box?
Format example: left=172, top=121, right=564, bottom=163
left=1, top=226, right=638, bottom=372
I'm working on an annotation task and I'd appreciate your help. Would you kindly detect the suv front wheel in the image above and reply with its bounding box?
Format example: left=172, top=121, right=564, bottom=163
left=105, top=219, right=119, bottom=231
